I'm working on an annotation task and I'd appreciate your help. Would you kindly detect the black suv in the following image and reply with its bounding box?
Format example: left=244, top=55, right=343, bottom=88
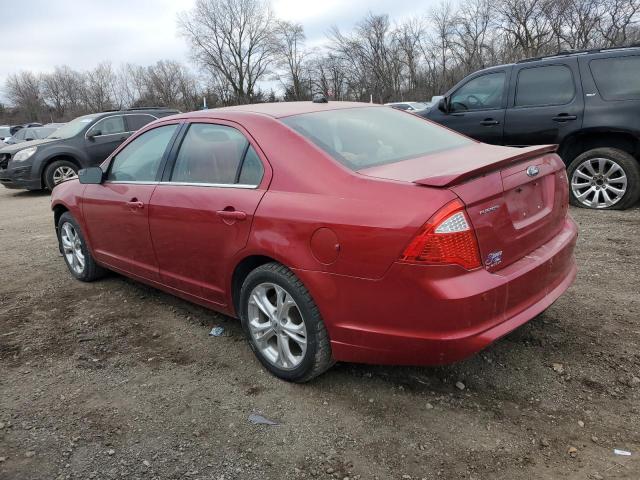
left=0, top=108, right=178, bottom=191
left=422, top=46, right=640, bottom=210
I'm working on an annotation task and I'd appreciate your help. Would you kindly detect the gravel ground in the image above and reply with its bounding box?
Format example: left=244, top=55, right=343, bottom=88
left=0, top=186, right=638, bottom=480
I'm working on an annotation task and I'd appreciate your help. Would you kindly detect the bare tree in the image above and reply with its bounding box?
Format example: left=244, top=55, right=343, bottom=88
left=83, top=62, right=117, bottom=112
left=5, top=72, right=44, bottom=122
left=178, top=0, right=277, bottom=103
left=273, top=20, right=310, bottom=100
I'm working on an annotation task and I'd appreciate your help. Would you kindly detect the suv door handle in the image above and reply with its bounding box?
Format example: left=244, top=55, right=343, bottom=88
left=216, top=209, right=247, bottom=221
left=480, top=119, right=500, bottom=126
left=552, top=114, right=577, bottom=122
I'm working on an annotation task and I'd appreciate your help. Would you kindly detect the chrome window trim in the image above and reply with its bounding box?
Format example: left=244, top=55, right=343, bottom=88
left=85, top=113, right=158, bottom=140
left=104, top=181, right=258, bottom=189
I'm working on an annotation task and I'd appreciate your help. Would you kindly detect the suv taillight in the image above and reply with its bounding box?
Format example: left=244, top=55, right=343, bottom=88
left=401, top=199, right=481, bottom=270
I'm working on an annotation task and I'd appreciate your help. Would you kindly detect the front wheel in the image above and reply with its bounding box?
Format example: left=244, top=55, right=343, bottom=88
left=239, top=263, right=334, bottom=382
left=44, top=160, right=78, bottom=190
left=567, top=148, right=640, bottom=210
left=57, top=212, right=106, bottom=282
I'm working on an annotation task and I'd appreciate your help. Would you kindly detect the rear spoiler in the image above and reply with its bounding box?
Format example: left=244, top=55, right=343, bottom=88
left=413, top=145, right=558, bottom=188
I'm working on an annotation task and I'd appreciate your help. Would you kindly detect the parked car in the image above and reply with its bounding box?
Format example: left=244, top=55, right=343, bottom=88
left=385, top=101, right=429, bottom=112
left=0, top=108, right=178, bottom=191
left=51, top=101, right=577, bottom=382
left=0, top=126, right=10, bottom=143
left=421, top=46, right=640, bottom=210
left=10, top=122, right=42, bottom=136
left=3, top=125, right=59, bottom=145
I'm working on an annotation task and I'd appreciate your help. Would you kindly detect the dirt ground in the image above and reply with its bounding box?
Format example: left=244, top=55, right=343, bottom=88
left=0, top=186, right=638, bottom=480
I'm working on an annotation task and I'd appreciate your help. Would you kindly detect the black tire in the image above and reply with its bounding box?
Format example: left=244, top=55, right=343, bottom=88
left=57, top=212, right=106, bottom=282
left=567, top=148, right=640, bottom=210
left=44, top=160, right=78, bottom=191
left=239, top=262, right=334, bottom=382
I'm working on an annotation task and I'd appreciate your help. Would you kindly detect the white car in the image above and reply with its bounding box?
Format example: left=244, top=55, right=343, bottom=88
left=384, top=102, right=429, bottom=112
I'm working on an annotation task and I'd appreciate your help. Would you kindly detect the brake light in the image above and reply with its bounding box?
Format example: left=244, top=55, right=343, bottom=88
left=401, top=199, right=481, bottom=269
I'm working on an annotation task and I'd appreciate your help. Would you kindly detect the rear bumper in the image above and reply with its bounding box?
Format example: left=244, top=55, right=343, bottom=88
left=294, top=217, right=578, bottom=366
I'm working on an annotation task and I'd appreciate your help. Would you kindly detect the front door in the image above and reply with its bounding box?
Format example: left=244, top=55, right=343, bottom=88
left=149, top=122, right=268, bottom=306
left=426, top=70, right=509, bottom=145
left=82, top=123, right=180, bottom=280
left=85, top=115, right=130, bottom=165
left=503, top=59, right=584, bottom=146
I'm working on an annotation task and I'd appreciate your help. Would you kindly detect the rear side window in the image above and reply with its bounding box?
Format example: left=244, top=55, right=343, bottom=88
left=282, top=107, right=471, bottom=170
left=171, top=123, right=263, bottom=186
left=515, top=65, right=575, bottom=107
left=590, top=56, right=640, bottom=100
left=108, top=124, right=178, bottom=182
left=126, top=114, right=157, bottom=132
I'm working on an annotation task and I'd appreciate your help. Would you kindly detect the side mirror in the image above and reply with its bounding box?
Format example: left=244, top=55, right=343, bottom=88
left=25, top=138, right=34, bottom=142
left=87, top=130, right=101, bottom=141
left=438, top=97, right=449, bottom=113
left=78, top=167, right=104, bottom=184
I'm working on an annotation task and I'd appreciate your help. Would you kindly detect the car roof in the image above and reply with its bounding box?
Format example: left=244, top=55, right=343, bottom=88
left=167, top=101, right=379, bottom=120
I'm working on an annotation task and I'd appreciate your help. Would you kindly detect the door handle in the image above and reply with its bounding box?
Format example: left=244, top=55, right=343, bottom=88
left=216, top=209, right=247, bottom=221
left=480, top=119, right=500, bottom=126
left=552, top=114, right=577, bottom=122
left=126, top=200, right=144, bottom=209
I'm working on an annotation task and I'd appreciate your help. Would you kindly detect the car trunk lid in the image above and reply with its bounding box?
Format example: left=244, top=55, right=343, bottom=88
left=359, top=143, right=569, bottom=271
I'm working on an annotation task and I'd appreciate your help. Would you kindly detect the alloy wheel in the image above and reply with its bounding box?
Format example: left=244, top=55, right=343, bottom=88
left=570, top=157, right=627, bottom=208
left=247, top=282, right=308, bottom=370
left=60, top=222, right=85, bottom=275
left=53, top=166, right=77, bottom=185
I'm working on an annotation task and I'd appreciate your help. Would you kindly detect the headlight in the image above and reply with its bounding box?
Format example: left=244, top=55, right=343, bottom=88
left=13, top=146, right=37, bottom=162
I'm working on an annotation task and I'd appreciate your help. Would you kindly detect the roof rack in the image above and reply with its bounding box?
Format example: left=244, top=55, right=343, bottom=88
left=516, top=44, right=640, bottom=64
left=125, top=106, right=170, bottom=111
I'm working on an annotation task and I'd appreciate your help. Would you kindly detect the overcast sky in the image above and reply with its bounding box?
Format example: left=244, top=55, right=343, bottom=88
left=0, top=0, right=431, bottom=101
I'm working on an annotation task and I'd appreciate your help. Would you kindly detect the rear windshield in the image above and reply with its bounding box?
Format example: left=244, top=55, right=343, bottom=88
left=590, top=55, right=640, bottom=101
left=0, top=127, right=9, bottom=137
left=281, top=107, right=471, bottom=170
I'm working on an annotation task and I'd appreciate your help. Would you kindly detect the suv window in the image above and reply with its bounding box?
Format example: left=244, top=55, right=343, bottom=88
left=450, top=72, right=506, bottom=112
left=88, top=116, right=126, bottom=137
left=515, top=65, right=575, bottom=107
left=590, top=56, right=640, bottom=101
left=171, top=123, right=262, bottom=186
left=126, top=114, right=157, bottom=132
left=107, top=124, right=178, bottom=182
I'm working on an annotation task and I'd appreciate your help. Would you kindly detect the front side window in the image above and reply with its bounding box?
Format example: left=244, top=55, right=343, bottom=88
left=450, top=72, right=506, bottom=112
left=590, top=55, right=640, bottom=101
left=515, top=65, right=575, bottom=107
left=170, top=123, right=263, bottom=186
left=88, top=116, right=126, bottom=137
left=107, top=124, right=178, bottom=182
left=282, top=107, right=471, bottom=170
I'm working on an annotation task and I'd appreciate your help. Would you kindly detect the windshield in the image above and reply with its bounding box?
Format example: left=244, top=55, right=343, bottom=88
left=281, top=107, right=471, bottom=170
left=47, top=115, right=96, bottom=139
left=0, top=127, right=9, bottom=137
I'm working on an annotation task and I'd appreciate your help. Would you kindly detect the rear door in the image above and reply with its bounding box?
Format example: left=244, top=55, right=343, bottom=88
left=426, top=69, right=509, bottom=144
left=504, top=60, right=584, bottom=146
left=148, top=121, right=270, bottom=306
left=82, top=123, right=181, bottom=280
left=85, top=115, right=129, bottom=165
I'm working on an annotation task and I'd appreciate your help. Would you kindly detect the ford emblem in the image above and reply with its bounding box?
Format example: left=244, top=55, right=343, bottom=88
left=526, top=165, right=540, bottom=177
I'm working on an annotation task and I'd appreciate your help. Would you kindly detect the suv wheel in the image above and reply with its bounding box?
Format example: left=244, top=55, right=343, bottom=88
left=567, top=148, right=640, bottom=210
left=44, top=160, right=78, bottom=190
left=239, top=262, right=334, bottom=382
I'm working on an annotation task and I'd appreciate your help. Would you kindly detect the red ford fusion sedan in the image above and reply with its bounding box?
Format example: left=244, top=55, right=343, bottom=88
left=51, top=101, right=577, bottom=382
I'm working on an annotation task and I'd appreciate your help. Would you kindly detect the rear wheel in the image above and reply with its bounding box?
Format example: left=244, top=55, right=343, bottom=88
left=567, top=148, right=640, bottom=210
left=57, top=212, right=105, bottom=281
left=44, top=160, right=78, bottom=190
left=239, top=262, right=334, bottom=382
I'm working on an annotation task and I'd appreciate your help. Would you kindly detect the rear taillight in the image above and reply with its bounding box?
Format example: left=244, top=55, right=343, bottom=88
left=401, top=199, right=481, bottom=270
